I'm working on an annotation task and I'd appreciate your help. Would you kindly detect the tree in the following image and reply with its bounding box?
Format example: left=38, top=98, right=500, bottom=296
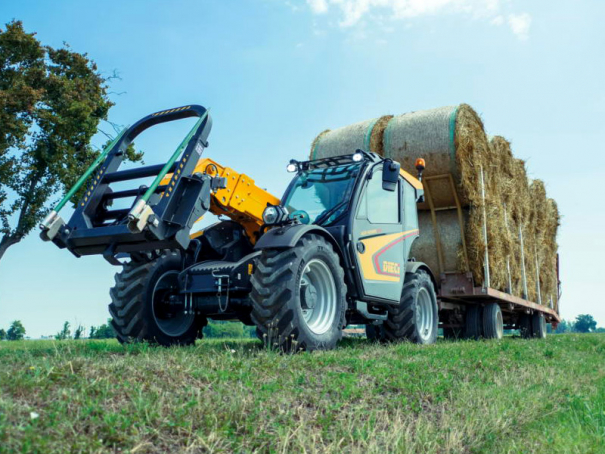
left=0, top=328, right=6, bottom=340
left=0, top=21, right=140, bottom=262
left=573, top=314, right=597, bottom=333
left=555, top=319, right=571, bottom=334
left=6, top=320, right=25, bottom=340
left=55, top=321, right=71, bottom=340
left=73, top=324, right=85, bottom=340
left=89, top=319, right=115, bottom=339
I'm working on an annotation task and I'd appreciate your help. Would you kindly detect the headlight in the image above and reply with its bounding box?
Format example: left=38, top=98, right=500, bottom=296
left=263, top=206, right=279, bottom=225
left=263, top=205, right=289, bottom=225
left=287, top=160, right=298, bottom=173
left=352, top=151, right=363, bottom=162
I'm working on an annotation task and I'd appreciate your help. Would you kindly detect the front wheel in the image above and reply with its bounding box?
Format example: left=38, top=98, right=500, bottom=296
left=109, top=252, right=207, bottom=346
left=250, top=234, right=347, bottom=352
left=382, top=269, right=438, bottom=344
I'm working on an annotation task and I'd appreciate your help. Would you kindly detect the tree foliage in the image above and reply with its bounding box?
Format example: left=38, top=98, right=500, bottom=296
left=0, top=328, right=6, bottom=340
left=55, top=321, right=71, bottom=340
left=555, top=320, right=572, bottom=334
left=89, top=319, right=115, bottom=339
left=573, top=314, right=597, bottom=333
left=6, top=320, right=25, bottom=340
left=0, top=21, right=140, bottom=261
left=203, top=321, right=256, bottom=339
left=73, top=324, right=85, bottom=340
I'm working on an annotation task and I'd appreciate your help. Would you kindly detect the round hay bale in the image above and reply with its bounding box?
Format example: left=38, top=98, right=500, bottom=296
left=381, top=104, right=489, bottom=207
left=410, top=210, right=465, bottom=277
left=310, top=118, right=379, bottom=160
left=370, top=115, right=393, bottom=155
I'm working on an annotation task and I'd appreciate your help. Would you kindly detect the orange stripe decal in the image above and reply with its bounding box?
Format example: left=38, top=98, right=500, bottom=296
left=372, top=229, right=419, bottom=277
left=358, top=229, right=419, bottom=282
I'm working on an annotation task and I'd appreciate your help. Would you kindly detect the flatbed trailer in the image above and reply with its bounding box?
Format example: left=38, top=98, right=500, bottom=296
left=436, top=272, right=560, bottom=335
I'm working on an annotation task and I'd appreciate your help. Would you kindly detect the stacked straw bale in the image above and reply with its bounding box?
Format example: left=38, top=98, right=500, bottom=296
left=310, top=104, right=559, bottom=307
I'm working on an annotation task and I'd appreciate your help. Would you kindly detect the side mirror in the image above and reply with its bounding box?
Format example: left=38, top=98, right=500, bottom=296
left=382, top=159, right=400, bottom=191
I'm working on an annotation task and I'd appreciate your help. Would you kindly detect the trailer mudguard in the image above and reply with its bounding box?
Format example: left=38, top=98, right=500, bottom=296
left=254, top=224, right=338, bottom=251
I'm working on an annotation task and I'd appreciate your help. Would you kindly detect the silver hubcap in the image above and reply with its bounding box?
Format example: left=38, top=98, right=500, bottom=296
left=152, top=270, right=194, bottom=337
left=496, top=310, right=504, bottom=338
left=416, top=288, right=435, bottom=342
left=299, top=259, right=337, bottom=335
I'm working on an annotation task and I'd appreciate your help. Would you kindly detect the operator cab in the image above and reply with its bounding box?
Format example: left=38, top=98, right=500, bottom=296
left=262, top=150, right=425, bottom=309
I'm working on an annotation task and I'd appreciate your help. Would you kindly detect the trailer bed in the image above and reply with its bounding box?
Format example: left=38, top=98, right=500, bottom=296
left=438, top=273, right=561, bottom=325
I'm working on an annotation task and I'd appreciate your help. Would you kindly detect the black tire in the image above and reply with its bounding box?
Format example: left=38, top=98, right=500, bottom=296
left=109, top=252, right=207, bottom=346
left=382, top=270, right=438, bottom=344
left=443, top=327, right=464, bottom=340
left=519, top=314, right=533, bottom=338
left=465, top=306, right=483, bottom=340
left=482, top=303, right=504, bottom=339
left=532, top=312, right=547, bottom=339
left=250, top=234, right=347, bottom=352
left=365, top=324, right=385, bottom=341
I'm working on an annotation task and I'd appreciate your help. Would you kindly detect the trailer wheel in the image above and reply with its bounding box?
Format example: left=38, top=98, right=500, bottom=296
left=532, top=312, right=547, bottom=339
left=382, top=270, right=438, bottom=344
left=465, top=306, right=483, bottom=340
left=519, top=314, right=533, bottom=338
left=109, top=252, right=206, bottom=346
left=250, top=234, right=347, bottom=352
left=482, top=303, right=504, bottom=339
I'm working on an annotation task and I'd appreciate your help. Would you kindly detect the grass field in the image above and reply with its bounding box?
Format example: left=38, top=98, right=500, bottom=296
left=0, top=334, right=603, bottom=453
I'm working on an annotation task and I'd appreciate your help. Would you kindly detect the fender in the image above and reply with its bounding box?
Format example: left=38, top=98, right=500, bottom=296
left=255, top=223, right=339, bottom=252
left=405, top=261, right=437, bottom=289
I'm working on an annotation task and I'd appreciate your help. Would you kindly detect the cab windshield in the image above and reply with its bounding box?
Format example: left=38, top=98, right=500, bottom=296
left=284, top=163, right=361, bottom=226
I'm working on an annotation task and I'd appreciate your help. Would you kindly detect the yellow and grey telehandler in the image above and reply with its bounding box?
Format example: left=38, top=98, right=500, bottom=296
left=41, top=104, right=558, bottom=351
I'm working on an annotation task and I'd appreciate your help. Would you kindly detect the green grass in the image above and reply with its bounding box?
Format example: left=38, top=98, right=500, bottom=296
left=0, top=334, right=603, bottom=453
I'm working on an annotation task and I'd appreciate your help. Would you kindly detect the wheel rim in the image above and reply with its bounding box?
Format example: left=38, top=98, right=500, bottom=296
left=299, top=259, right=337, bottom=335
left=416, top=288, right=435, bottom=342
left=152, top=270, right=194, bottom=338
left=496, top=309, right=504, bottom=338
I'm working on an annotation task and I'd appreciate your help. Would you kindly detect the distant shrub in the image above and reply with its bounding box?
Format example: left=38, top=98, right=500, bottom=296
left=203, top=321, right=256, bottom=338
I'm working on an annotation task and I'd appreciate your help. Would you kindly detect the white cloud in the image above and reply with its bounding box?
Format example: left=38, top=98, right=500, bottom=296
left=303, top=0, right=532, bottom=40
left=491, top=14, right=504, bottom=26
left=307, top=0, right=329, bottom=14
left=306, top=0, right=502, bottom=26
left=508, top=13, right=531, bottom=41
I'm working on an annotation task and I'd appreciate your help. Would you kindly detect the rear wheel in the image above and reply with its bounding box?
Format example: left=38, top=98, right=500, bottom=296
left=109, top=252, right=207, bottom=346
left=250, top=234, right=347, bottom=352
left=465, top=306, right=483, bottom=340
left=482, top=303, right=504, bottom=339
left=382, top=270, right=438, bottom=344
left=532, top=312, right=547, bottom=339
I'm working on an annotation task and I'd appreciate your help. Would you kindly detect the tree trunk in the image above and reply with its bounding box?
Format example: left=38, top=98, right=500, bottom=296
left=0, top=235, right=20, bottom=263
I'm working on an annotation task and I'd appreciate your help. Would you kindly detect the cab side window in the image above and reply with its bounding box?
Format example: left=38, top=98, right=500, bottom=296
left=365, top=169, right=399, bottom=224
left=403, top=180, right=417, bottom=231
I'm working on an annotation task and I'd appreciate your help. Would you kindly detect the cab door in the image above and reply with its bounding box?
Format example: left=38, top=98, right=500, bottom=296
left=351, top=165, right=406, bottom=303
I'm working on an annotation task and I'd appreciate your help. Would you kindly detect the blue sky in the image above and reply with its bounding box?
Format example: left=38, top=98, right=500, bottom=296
left=1, top=0, right=603, bottom=337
